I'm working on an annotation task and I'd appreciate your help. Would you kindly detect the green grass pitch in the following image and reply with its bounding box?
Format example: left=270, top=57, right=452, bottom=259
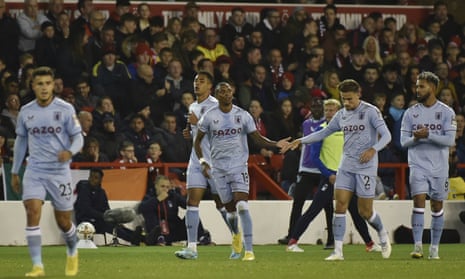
left=1, top=244, right=464, bottom=278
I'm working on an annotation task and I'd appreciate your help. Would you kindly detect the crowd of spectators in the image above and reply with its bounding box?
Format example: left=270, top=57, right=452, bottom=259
left=2, top=0, right=465, bottom=199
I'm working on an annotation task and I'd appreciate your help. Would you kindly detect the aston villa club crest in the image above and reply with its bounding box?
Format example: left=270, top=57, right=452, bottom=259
left=359, top=111, right=365, bottom=120
left=54, top=111, right=61, bottom=121
left=200, top=106, right=206, bottom=114
left=235, top=115, right=241, bottom=124
left=435, top=112, right=442, bottom=120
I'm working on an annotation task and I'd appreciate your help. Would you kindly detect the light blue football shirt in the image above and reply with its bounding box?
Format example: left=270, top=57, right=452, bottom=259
left=300, top=101, right=391, bottom=176
left=400, top=101, right=456, bottom=177
left=198, top=105, right=256, bottom=172
left=15, top=97, right=82, bottom=172
left=188, top=95, right=218, bottom=167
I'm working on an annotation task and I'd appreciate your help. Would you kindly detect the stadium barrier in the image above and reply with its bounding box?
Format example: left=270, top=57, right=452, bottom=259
left=2, top=159, right=418, bottom=200
left=2, top=200, right=464, bottom=245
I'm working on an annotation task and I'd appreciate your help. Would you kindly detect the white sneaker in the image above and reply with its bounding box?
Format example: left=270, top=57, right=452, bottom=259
left=428, top=246, right=440, bottom=260
left=286, top=244, right=304, bottom=252
left=381, top=237, right=392, bottom=259
left=325, top=251, right=344, bottom=261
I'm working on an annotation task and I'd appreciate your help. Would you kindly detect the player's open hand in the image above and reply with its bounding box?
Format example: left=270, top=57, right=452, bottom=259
left=359, top=148, right=376, bottom=164
left=280, top=139, right=301, bottom=154
left=11, top=174, right=21, bottom=194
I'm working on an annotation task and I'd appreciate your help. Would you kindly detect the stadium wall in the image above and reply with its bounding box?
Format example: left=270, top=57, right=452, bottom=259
left=1, top=200, right=464, bottom=246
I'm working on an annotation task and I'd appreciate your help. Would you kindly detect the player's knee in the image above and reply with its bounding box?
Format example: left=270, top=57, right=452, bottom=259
left=236, top=200, right=248, bottom=212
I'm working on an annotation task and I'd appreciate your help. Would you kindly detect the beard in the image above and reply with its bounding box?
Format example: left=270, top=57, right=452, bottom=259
left=416, top=92, right=430, bottom=103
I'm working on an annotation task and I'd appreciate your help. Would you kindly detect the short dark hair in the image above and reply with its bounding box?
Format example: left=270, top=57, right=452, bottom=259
left=417, top=71, right=439, bottom=88
left=196, top=71, right=214, bottom=84
left=338, top=79, right=361, bottom=93
left=324, top=4, right=337, bottom=13
left=90, top=167, right=104, bottom=178
left=32, top=66, right=55, bottom=80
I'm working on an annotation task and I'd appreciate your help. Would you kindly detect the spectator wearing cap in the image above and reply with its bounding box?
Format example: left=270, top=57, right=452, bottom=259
left=105, top=0, right=131, bottom=30
left=90, top=110, right=124, bottom=161
left=127, top=41, right=154, bottom=79
left=196, top=28, right=229, bottom=62
left=219, top=7, right=253, bottom=50
left=70, top=0, right=93, bottom=33
left=91, top=43, right=131, bottom=116
left=17, top=0, right=50, bottom=53
left=35, top=21, right=58, bottom=68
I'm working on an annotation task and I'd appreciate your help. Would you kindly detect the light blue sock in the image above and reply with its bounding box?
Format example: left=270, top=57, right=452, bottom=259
left=368, top=211, right=387, bottom=243
left=186, top=206, right=200, bottom=250
left=226, top=211, right=239, bottom=234
left=236, top=201, right=253, bottom=251
left=431, top=210, right=444, bottom=246
left=62, top=223, right=78, bottom=256
left=411, top=208, right=425, bottom=245
left=219, top=207, right=234, bottom=233
left=26, top=226, right=43, bottom=267
left=333, top=214, right=346, bottom=254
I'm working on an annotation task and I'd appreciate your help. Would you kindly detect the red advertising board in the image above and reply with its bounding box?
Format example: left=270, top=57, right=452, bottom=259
left=5, top=1, right=432, bottom=30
